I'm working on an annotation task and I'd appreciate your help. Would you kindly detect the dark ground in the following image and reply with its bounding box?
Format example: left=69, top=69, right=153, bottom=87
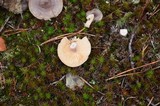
left=0, top=0, right=160, bottom=105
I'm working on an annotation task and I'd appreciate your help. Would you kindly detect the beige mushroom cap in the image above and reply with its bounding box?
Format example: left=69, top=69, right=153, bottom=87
left=57, top=37, right=91, bottom=67
left=0, top=37, right=6, bottom=51
left=28, top=0, right=63, bottom=20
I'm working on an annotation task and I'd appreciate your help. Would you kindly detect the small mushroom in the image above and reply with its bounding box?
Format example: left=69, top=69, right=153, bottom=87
left=0, top=37, right=6, bottom=52
left=84, top=8, right=103, bottom=28
left=57, top=36, right=91, bottom=67
left=28, top=0, right=63, bottom=20
left=120, top=29, right=128, bottom=36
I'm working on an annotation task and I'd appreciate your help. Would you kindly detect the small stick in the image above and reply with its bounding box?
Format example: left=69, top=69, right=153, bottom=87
left=139, top=0, right=150, bottom=19
left=40, top=33, right=73, bottom=46
left=141, top=45, right=148, bottom=59
left=0, top=16, right=10, bottom=33
left=123, top=96, right=136, bottom=106
left=80, top=77, right=94, bottom=89
left=106, top=59, right=160, bottom=81
left=128, top=32, right=135, bottom=68
left=80, top=77, right=105, bottom=95
left=40, top=28, right=86, bottom=46
left=148, top=4, right=160, bottom=19
left=49, top=75, right=65, bottom=85
left=106, top=71, right=143, bottom=81
left=3, top=28, right=28, bottom=33
left=116, top=59, right=160, bottom=76
left=3, top=28, right=28, bottom=36
left=147, top=97, right=154, bottom=106
left=79, top=33, right=96, bottom=36
left=4, top=30, right=28, bottom=36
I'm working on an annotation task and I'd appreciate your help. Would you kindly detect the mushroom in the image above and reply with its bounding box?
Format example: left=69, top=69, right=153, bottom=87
left=0, top=37, right=6, bottom=52
left=120, top=29, right=128, bottom=36
left=84, top=8, right=103, bottom=28
left=57, top=36, right=91, bottom=67
left=28, top=0, right=63, bottom=20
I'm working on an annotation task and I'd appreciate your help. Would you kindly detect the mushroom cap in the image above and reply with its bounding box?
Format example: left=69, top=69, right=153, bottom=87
left=86, top=8, right=103, bottom=22
left=29, top=0, right=63, bottom=20
left=120, top=29, right=128, bottom=36
left=0, top=37, right=6, bottom=51
left=57, top=37, right=91, bottom=67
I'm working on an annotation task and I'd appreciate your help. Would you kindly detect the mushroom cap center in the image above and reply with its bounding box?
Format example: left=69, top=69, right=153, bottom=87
left=70, top=42, right=77, bottom=51
left=39, top=0, right=51, bottom=9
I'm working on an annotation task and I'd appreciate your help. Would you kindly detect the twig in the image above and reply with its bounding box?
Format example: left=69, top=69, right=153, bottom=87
left=116, top=59, right=160, bottom=76
left=106, top=59, right=160, bottom=81
left=0, top=16, right=10, bottom=33
left=152, top=66, right=160, bottom=70
left=3, top=28, right=27, bottom=33
left=149, top=9, right=160, bottom=19
left=80, top=77, right=94, bottom=89
left=80, top=77, right=105, bottom=95
left=79, top=32, right=96, bottom=36
left=123, top=96, right=136, bottom=106
left=148, top=4, right=160, bottom=19
left=128, top=32, right=135, bottom=68
left=146, top=97, right=159, bottom=106
left=40, top=28, right=86, bottom=46
left=106, top=71, right=143, bottom=81
left=3, top=28, right=28, bottom=36
left=141, top=45, right=148, bottom=60
left=139, top=0, right=150, bottom=19
left=147, top=97, right=154, bottom=106
left=155, top=102, right=160, bottom=106
left=96, top=96, right=104, bottom=105
left=49, top=75, right=65, bottom=85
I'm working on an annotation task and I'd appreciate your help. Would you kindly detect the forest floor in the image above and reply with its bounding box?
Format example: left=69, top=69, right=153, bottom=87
left=0, top=0, right=160, bottom=106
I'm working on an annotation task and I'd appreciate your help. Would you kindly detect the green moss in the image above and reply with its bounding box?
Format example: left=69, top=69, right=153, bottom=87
left=40, top=71, right=46, bottom=77
left=5, top=78, right=12, bottom=85
left=136, top=81, right=142, bottom=89
left=98, top=55, right=105, bottom=63
left=145, top=70, right=154, bottom=79
left=33, top=94, right=39, bottom=100
left=116, top=12, right=133, bottom=27
left=45, top=93, right=51, bottom=99
left=45, top=26, right=55, bottom=35
left=106, top=92, right=113, bottom=102
left=69, top=0, right=78, bottom=3
left=83, top=93, right=90, bottom=100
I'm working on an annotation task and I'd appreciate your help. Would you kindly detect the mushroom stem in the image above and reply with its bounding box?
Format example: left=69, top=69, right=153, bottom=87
left=70, top=42, right=77, bottom=50
left=84, top=14, right=94, bottom=28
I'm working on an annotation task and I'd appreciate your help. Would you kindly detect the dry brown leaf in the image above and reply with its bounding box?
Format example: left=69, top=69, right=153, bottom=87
left=0, top=37, right=6, bottom=51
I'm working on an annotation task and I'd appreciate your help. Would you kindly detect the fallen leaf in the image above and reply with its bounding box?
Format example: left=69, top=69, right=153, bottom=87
left=0, top=37, right=6, bottom=51
left=66, top=73, right=84, bottom=90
